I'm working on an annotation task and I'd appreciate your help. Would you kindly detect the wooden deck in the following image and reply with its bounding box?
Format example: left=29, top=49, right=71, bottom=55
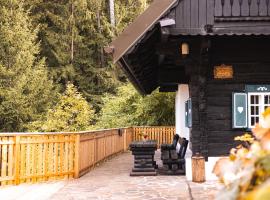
left=0, top=151, right=218, bottom=200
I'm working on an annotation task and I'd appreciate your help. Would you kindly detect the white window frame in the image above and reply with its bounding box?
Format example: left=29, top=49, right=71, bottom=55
left=248, top=92, right=270, bottom=128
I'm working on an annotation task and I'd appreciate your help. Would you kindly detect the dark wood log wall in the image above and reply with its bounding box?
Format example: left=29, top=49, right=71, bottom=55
left=188, top=36, right=270, bottom=157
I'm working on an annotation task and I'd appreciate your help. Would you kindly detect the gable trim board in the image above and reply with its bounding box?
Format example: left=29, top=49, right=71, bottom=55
left=105, top=0, right=178, bottom=63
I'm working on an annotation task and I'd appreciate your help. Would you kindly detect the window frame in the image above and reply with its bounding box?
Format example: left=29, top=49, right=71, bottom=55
left=247, top=92, right=270, bottom=128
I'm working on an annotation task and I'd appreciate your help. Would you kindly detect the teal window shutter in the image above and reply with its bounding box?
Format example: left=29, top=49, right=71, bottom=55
left=187, top=99, right=192, bottom=128
left=185, top=101, right=188, bottom=127
left=185, top=99, right=192, bottom=128
left=232, top=93, right=247, bottom=128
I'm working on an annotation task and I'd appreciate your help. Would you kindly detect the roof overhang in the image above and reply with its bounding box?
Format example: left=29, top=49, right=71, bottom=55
left=105, top=0, right=178, bottom=64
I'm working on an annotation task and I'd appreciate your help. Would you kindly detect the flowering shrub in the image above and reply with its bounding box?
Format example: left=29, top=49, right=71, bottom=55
left=213, top=108, right=270, bottom=200
left=138, top=131, right=149, bottom=141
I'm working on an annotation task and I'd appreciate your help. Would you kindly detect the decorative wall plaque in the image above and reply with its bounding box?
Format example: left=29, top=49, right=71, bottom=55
left=214, top=64, right=233, bottom=79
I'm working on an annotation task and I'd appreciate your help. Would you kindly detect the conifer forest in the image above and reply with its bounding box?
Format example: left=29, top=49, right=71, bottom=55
left=0, top=0, right=175, bottom=132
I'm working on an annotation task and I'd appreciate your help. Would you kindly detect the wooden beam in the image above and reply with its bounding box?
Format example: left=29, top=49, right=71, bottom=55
left=158, top=68, right=189, bottom=84
left=159, top=85, right=178, bottom=92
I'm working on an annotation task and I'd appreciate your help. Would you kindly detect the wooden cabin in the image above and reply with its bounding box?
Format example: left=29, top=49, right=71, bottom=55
left=106, top=0, right=270, bottom=176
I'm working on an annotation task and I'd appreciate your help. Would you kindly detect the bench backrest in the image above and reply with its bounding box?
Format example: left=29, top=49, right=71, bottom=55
left=172, top=134, right=179, bottom=149
left=178, top=138, right=189, bottom=159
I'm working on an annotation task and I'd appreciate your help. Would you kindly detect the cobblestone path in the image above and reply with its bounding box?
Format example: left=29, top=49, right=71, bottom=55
left=0, top=152, right=219, bottom=200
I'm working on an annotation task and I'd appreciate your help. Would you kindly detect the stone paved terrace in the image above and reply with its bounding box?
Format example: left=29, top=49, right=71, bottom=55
left=0, top=151, right=219, bottom=200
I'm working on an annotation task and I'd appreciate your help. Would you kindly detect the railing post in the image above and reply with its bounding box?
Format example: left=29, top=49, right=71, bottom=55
left=123, top=129, right=127, bottom=151
left=74, top=134, right=80, bottom=178
left=132, top=127, right=135, bottom=141
left=14, top=136, right=20, bottom=185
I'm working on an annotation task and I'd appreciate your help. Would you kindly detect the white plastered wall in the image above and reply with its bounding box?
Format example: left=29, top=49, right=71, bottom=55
left=175, top=84, right=190, bottom=140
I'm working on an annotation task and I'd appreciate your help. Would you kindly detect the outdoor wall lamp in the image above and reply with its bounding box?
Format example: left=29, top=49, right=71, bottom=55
left=181, top=42, right=189, bottom=56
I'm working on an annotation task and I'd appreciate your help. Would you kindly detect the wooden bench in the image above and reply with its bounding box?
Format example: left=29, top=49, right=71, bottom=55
left=159, top=136, right=189, bottom=175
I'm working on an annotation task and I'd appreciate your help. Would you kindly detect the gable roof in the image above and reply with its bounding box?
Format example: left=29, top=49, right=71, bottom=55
left=105, top=0, right=177, bottom=63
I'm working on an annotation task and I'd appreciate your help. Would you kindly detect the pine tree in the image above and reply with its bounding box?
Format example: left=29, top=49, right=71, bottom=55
left=0, top=0, right=55, bottom=131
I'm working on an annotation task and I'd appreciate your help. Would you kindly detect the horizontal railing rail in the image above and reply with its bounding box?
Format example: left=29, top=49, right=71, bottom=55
left=0, top=126, right=175, bottom=186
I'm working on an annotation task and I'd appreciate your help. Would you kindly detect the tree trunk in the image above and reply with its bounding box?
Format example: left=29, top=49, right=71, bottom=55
left=109, top=0, right=115, bottom=27
left=70, top=1, right=74, bottom=63
left=96, top=10, right=104, bottom=67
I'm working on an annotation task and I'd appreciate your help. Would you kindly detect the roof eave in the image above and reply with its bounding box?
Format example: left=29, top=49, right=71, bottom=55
left=105, top=0, right=178, bottom=63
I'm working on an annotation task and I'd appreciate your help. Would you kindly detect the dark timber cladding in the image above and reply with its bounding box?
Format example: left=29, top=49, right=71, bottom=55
left=107, top=0, right=270, bottom=158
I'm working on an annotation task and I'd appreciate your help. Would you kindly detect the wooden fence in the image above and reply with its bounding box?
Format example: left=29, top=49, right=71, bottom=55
left=78, top=128, right=133, bottom=177
left=133, top=126, right=175, bottom=148
left=0, top=126, right=174, bottom=186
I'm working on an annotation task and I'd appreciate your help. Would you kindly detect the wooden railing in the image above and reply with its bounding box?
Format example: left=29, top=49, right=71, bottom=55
left=0, top=133, right=77, bottom=186
left=78, top=128, right=133, bottom=177
left=133, top=126, right=175, bottom=148
left=0, top=126, right=174, bottom=186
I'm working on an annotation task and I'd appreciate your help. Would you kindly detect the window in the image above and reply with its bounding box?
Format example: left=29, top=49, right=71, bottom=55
left=248, top=93, right=270, bottom=128
left=232, top=85, right=270, bottom=129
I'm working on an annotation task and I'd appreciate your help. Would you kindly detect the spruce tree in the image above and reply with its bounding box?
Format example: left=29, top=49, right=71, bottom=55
left=27, top=0, right=119, bottom=111
left=24, top=0, right=152, bottom=114
left=0, top=0, right=54, bottom=131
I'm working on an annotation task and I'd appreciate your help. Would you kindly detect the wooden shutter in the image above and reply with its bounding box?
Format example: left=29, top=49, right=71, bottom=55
left=185, top=101, right=188, bottom=127
left=232, top=93, right=247, bottom=128
left=185, top=99, right=192, bottom=128
left=187, top=99, right=192, bottom=128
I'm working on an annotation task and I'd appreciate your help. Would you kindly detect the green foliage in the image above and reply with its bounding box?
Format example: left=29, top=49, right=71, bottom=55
left=29, top=83, right=95, bottom=132
left=96, top=84, right=175, bottom=129
left=25, top=0, right=152, bottom=112
left=114, top=0, right=150, bottom=34
left=0, top=0, right=55, bottom=131
left=0, top=0, right=174, bottom=131
left=26, top=0, right=121, bottom=111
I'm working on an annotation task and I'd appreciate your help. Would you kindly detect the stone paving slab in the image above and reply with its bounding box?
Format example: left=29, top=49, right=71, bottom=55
left=0, top=181, right=67, bottom=200
left=188, top=181, right=221, bottom=200
left=0, top=151, right=219, bottom=200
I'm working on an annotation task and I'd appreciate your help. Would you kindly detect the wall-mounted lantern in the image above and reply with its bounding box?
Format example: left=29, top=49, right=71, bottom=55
left=181, top=42, right=189, bottom=57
